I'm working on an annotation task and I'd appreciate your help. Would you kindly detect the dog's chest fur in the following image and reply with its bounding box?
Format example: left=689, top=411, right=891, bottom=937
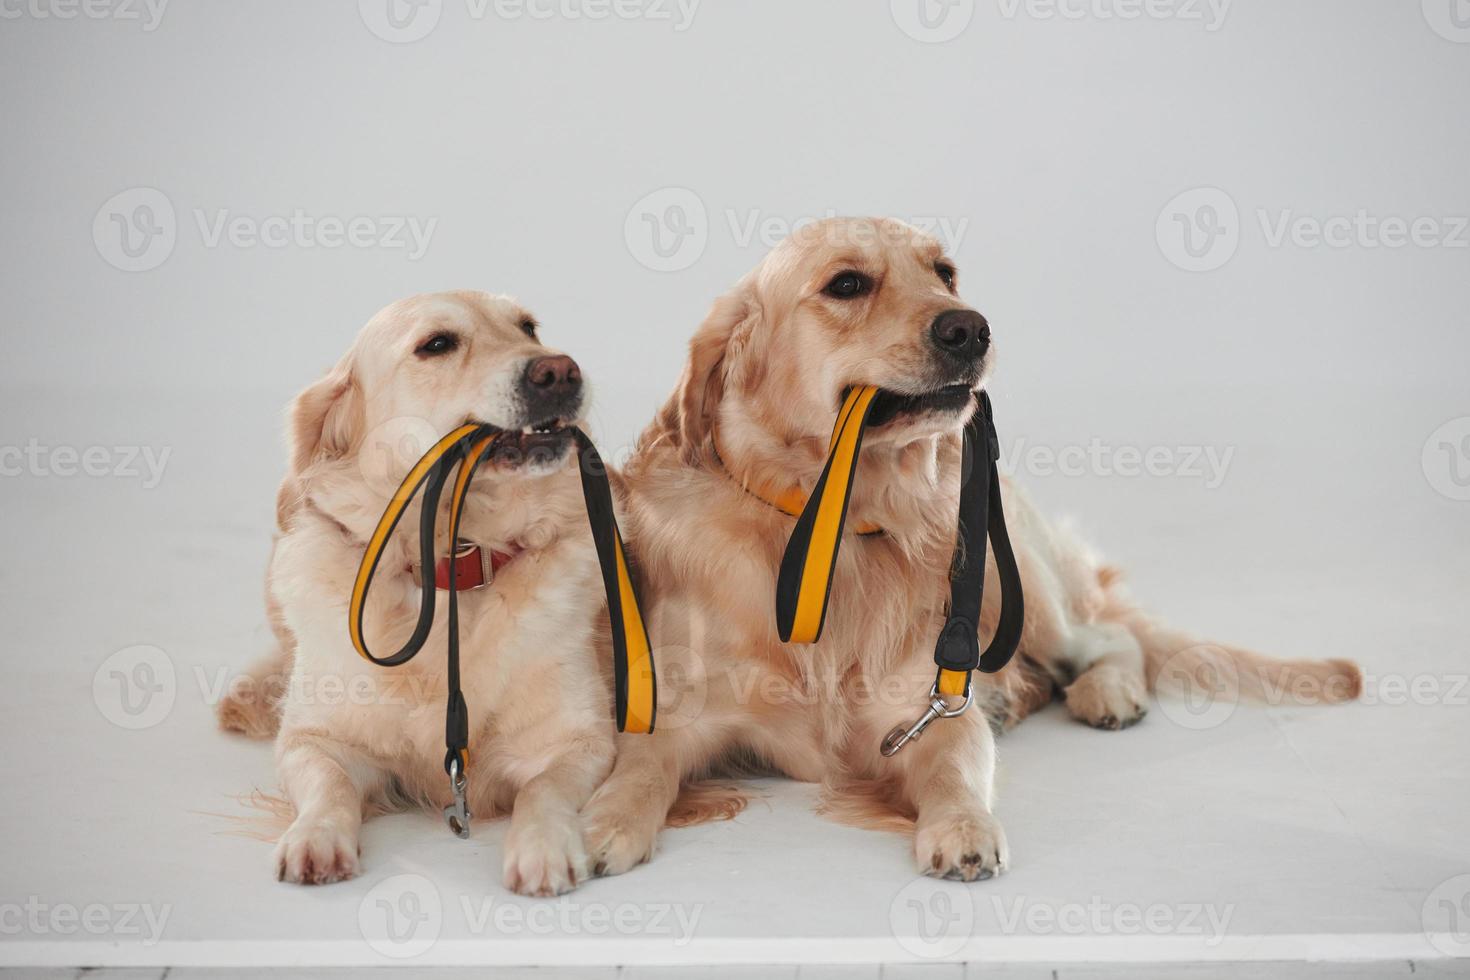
left=274, top=472, right=611, bottom=809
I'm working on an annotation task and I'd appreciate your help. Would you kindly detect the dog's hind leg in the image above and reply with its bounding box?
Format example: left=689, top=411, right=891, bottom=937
left=1059, top=621, right=1150, bottom=730
left=216, top=643, right=291, bottom=739
left=219, top=584, right=296, bottom=739
left=1004, top=518, right=1148, bottom=730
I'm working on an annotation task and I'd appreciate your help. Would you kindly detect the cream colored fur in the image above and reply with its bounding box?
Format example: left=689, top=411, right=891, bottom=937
left=581, top=218, right=1361, bottom=883
left=218, top=291, right=617, bottom=896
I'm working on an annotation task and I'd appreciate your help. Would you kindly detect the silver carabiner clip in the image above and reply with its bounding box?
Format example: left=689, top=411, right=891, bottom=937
left=881, top=682, right=973, bottom=757
left=443, top=756, right=472, bottom=839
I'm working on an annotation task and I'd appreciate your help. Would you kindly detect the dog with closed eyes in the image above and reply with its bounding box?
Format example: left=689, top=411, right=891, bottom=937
left=218, top=291, right=627, bottom=896
left=579, top=217, right=1362, bottom=882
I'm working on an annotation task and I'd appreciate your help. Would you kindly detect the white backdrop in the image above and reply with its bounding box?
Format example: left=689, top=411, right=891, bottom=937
left=2, top=0, right=1469, bottom=970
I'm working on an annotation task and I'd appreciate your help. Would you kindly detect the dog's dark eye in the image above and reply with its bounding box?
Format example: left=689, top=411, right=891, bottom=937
left=520, top=318, right=537, bottom=338
left=823, top=271, right=872, bottom=300
left=935, top=263, right=957, bottom=290
left=415, top=333, right=459, bottom=357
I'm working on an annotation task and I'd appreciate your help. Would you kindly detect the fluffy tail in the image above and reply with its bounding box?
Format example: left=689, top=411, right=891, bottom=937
left=1111, top=601, right=1361, bottom=705
left=667, top=781, right=749, bottom=828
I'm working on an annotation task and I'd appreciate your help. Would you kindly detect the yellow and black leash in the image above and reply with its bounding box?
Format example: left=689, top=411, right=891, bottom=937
left=348, top=424, right=656, bottom=837
left=774, top=387, right=1024, bottom=755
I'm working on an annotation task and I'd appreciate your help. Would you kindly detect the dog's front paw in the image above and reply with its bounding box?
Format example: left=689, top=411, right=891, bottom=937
left=582, top=797, right=659, bottom=879
left=915, top=808, right=1008, bottom=882
left=503, top=814, right=588, bottom=897
left=1065, top=664, right=1148, bottom=730
left=275, top=817, right=359, bottom=885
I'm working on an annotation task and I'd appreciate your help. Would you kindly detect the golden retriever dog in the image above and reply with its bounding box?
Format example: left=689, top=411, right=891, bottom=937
left=218, top=291, right=620, bottom=896
left=581, top=217, right=1362, bottom=882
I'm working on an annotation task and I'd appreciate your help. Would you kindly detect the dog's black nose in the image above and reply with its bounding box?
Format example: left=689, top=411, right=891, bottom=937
left=930, top=309, right=991, bottom=362
left=520, top=355, right=582, bottom=409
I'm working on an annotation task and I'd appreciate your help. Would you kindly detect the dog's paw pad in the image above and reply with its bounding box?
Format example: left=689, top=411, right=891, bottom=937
left=583, top=807, right=657, bottom=879
left=916, top=809, right=1008, bottom=883
left=503, top=818, right=587, bottom=897
left=1065, top=665, right=1148, bottom=730
left=274, top=818, right=359, bottom=885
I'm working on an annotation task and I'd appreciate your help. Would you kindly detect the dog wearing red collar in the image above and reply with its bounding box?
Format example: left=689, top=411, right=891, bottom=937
left=218, top=291, right=620, bottom=896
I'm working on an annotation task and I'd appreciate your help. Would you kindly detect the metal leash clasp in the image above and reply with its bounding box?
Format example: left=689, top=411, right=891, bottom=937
left=443, top=756, right=472, bottom=839
left=881, top=682, right=973, bottom=757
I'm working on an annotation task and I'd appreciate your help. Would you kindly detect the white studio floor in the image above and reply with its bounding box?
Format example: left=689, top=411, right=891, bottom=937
left=1, top=380, right=1467, bottom=975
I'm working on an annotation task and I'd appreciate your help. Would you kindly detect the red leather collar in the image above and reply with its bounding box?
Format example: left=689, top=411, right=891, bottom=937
left=413, top=539, right=520, bottom=592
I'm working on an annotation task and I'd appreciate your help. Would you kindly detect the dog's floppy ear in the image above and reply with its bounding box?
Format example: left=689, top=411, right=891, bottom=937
left=660, top=284, right=763, bottom=464
left=275, top=358, right=364, bottom=529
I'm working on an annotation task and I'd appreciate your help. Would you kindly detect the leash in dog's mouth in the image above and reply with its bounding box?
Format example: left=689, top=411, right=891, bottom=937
left=861, top=383, right=976, bottom=428
left=773, top=384, right=1024, bottom=756
left=462, top=415, right=577, bottom=466
left=348, top=422, right=657, bottom=839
